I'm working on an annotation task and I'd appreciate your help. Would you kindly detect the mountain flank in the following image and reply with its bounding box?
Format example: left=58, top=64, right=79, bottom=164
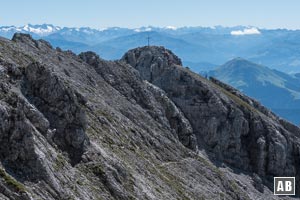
left=0, top=34, right=299, bottom=199
left=209, top=58, right=300, bottom=124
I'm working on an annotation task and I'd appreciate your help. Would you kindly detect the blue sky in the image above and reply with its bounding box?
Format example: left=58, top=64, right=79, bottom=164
left=1, top=0, right=300, bottom=29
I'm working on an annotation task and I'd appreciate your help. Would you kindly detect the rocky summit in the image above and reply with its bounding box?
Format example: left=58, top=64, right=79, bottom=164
left=0, top=34, right=299, bottom=200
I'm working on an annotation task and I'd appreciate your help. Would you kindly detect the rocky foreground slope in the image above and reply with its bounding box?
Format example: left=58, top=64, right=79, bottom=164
left=0, top=34, right=299, bottom=199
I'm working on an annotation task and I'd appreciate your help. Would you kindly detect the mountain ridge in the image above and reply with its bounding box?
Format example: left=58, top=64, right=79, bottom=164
left=2, top=24, right=300, bottom=73
left=209, top=57, right=300, bottom=124
left=0, top=33, right=299, bottom=199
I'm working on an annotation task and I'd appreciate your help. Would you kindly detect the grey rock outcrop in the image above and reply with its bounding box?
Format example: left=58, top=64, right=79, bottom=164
left=0, top=34, right=298, bottom=199
left=22, top=61, right=89, bottom=165
left=122, top=46, right=300, bottom=196
left=79, top=51, right=197, bottom=151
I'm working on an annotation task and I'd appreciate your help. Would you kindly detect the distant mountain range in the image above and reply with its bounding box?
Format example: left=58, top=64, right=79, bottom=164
left=1, top=24, right=300, bottom=124
left=209, top=58, right=300, bottom=124
left=2, top=24, right=300, bottom=73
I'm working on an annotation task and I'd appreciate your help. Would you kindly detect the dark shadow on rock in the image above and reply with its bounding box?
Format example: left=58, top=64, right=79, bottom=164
left=21, top=62, right=89, bottom=166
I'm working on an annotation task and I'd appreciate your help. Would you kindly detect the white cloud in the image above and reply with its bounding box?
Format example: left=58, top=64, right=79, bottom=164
left=165, top=26, right=177, bottom=30
left=231, top=27, right=261, bottom=36
left=134, top=27, right=152, bottom=32
left=98, top=27, right=108, bottom=31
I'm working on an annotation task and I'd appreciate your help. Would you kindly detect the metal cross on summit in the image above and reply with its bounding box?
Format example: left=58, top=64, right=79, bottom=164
left=147, top=34, right=151, bottom=47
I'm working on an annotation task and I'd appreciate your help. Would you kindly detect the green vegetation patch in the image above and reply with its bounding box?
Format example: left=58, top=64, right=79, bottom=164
left=96, top=109, right=114, bottom=123
left=211, top=81, right=260, bottom=114
left=156, top=165, right=190, bottom=200
left=54, top=153, right=67, bottom=170
left=91, top=164, right=105, bottom=178
left=0, top=168, right=26, bottom=193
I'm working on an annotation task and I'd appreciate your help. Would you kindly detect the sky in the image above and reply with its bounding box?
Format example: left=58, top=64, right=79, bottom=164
left=1, top=0, right=300, bottom=29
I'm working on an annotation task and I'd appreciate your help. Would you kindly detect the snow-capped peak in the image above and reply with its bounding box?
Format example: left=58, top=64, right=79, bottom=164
left=22, top=24, right=61, bottom=36
left=0, top=24, right=61, bottom=36
left=134, top=27, right=153, bottom=32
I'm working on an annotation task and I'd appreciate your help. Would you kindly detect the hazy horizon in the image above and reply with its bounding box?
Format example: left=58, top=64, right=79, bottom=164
left=1, top=0, right=300, bottom=30
left=1, top=24, right=300, bottom=31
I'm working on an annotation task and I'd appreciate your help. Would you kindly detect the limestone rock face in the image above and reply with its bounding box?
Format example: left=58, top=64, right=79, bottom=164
left=79, top=51, right=197, bottom=151
left=22, top=61, right=89, bottom=165
left=122, top=46, right=182, bottom=82
left=122, top=46, right=300, bottom=196
left=0, top=34, right=298, bottom=199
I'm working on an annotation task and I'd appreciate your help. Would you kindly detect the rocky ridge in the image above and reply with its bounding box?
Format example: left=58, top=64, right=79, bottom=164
left=122, top=46, right=300, bottom=197
left=0, top=34, right=298, bottom=199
